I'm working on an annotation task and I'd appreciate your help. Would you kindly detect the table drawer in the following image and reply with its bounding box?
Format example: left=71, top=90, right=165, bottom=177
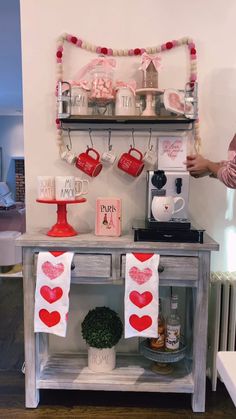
left=72, top=254, right=112, bottom=278
left=120, top=255, right=198, bottom=281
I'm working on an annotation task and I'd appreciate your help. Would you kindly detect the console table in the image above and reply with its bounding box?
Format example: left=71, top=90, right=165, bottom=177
left=17, top=231, right=218, bottom=412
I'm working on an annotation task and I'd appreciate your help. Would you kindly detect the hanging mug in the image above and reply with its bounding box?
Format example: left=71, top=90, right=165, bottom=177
left=117, top=147, right=144, bottom=177
left=76, top=148, right=103, bottom=177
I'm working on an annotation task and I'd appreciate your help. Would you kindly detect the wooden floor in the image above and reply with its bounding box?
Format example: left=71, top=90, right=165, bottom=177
left=0, top=371, right=235, bottom=418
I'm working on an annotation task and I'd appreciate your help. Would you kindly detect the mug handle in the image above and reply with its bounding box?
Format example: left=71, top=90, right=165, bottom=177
left=128, top=147, right=143, bottom=161
left=173, top=197, right=185, bottom=214
left=86, top=148, right=100, bottom=161
left=81, top=179, right=89, bottom=195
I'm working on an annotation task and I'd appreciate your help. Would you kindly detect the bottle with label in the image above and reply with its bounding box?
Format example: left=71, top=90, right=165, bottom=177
left=165, top=295, right=181, bottom=351
left=150, top=298, right=165, bottom=350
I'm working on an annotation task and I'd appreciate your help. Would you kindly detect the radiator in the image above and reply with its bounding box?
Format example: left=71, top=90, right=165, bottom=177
left=207, top=271, right=236, bottom=391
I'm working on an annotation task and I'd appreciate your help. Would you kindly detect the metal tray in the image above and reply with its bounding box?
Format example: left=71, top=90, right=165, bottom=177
left=139, top=339, right=187, bottom=363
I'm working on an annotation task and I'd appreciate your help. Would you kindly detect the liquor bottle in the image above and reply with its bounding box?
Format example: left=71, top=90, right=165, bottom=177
left=150, top=298, right=165, bottom=350
left=165, top=295, right=181, bottom=351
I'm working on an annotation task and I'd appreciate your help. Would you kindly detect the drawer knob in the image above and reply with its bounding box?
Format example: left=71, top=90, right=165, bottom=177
left=158, top=264, right=164, bottom=273
left=71, top=262, right=75, bottom=271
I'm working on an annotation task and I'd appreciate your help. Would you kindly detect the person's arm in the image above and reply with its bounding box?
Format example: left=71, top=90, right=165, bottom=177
left=217, top=155, right=236, bottom=188
left=186, top=154, right=222, bottom=178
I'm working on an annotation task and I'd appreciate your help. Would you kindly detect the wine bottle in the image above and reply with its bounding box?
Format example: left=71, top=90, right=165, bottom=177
left=165, top=295, right=181, bottom=351
left=150, top=298, right=165, bottom=350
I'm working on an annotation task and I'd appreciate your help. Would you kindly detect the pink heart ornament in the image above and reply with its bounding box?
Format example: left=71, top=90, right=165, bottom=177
left=42, top=261, right=64, bottom=280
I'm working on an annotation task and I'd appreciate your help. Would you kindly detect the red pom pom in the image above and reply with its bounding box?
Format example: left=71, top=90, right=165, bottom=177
left=166, top=42, right=173, bottom=50
left=71, top=36, right=78, bottom=44
left=55, top=118, right=60, bottom=125
left=101, top=47, right=108, bottom=55
left=190, top=48, right=196, bottom=55
left=134, top=48, right=141, bottom=55
left=189, top=82, right=195, bottom=89
left=56, top=51, right=62, bottom=58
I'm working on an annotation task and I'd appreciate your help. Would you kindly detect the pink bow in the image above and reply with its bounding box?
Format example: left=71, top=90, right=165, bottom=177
left=73, top=56, right=116, bottom=81
left=115, top=80, right=137, bottom=95
left=140, top=52, right=162, bottom=72
left=61, top=80, right=90, bottom=93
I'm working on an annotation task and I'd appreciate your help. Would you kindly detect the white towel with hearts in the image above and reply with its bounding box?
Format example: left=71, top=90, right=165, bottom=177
left=124, top=252, right=159, bottom=338
left=34, top=251, right=74, bottom=337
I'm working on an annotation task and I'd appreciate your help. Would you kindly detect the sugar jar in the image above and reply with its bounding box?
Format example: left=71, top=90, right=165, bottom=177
left=115, top=84, right=136, bottom=116
left=70, top=82, right=89, bottom=115
left=90, top=55, right=116, bottom=103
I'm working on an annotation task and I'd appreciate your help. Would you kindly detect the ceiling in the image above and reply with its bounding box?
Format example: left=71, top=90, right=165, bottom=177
left=0, top=0, right=22, bottom=115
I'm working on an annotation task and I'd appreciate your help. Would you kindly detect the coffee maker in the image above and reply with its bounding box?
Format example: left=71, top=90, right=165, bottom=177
left=146, top=170, right=190, bottom=223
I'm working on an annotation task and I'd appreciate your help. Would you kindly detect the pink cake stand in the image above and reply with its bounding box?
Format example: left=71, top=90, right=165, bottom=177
left=136, top=88, right=164, bottom=116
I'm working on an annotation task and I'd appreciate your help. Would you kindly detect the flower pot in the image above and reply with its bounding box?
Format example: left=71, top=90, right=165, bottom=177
left=88, top=346, right=116, bottom=372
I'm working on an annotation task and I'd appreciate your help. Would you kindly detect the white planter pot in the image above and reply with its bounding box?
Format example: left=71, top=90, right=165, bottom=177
left=88, top=346, right=116, bottom=372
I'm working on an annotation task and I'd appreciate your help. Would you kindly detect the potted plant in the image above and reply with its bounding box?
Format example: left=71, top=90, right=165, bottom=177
left=81, top=306, right=123, bottom=372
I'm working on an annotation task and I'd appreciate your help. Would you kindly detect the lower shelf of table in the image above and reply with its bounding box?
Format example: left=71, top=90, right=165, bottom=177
left=37, top=353, right=194, bottom=393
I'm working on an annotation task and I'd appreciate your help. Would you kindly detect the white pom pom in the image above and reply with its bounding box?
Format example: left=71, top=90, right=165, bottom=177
left=146, top=47, right=152, bottom=54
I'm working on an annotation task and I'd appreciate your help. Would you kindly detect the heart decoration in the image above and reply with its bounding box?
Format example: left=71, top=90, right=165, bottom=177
left=40, top=286, right=63, bottom=304
left=39, top=309, right=61, bottom=327
left=129, top=291, right=153, bottom=308
left=132, top=253, right=154, bottom=262
left=129, top=266, right=152, bottom=285
left=42, top=261, right=64, bottom=280
left=50, top=251, right=66, bottom=257
left=129, top=314, right=152, bottom=331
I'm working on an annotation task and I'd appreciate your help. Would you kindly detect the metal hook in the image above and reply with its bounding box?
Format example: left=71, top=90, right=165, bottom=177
left=66, top=129, right=72, bottom=151
left=131, top=128, right=135, bottom=148
left=88, top=128, right=94, bottom=148
left=148, top=128, right=153, bottom=150
left=108, top=129, right=112, bottom=151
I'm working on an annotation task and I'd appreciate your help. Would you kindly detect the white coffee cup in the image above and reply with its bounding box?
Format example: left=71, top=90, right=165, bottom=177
left=143, top=148, right=157, bottom=168
left=151, top=196, right=185, bottom=222
left=55, top=176, right=89, bottom=201
left=37, top=176, right=55, bottom=200
left=101, top=151, right=117, bottom=164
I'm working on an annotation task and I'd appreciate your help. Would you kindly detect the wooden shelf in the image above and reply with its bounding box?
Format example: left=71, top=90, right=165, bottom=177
left=38, top=353, right=194, bottom=393
left=59, top=115, right=195, bottom=132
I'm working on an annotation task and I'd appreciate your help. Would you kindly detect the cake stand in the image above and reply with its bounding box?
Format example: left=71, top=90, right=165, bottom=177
left=36, top=198, right=86, bottom=237
left=139, top=338, right=187, bottom=375
left=136, top=88, right=164, bottom=116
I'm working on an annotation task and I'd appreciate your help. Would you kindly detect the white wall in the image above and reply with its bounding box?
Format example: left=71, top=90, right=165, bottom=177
left=20, top=0, right=236, bottom=271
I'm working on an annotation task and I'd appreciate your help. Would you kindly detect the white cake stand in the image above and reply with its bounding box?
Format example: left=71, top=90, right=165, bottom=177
left=136, top=88, right=164, bottom=116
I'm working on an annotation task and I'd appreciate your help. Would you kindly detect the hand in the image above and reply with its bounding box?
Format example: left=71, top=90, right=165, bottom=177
left=185, top=154, right=211, bottom=177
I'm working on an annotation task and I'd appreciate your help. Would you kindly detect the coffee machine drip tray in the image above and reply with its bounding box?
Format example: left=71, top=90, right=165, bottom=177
left=132, top=220, right=204, bottom=243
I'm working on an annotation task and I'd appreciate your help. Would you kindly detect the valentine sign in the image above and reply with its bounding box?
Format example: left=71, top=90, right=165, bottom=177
left=124, top=252, right=160, bottom=338
left=34, top=251, right=74, bottom=337
left=157, top=135, right=188, bottom=171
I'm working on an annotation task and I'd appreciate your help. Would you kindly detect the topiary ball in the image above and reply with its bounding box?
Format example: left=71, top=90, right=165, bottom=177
left=81, top=306, right=123, bottom=349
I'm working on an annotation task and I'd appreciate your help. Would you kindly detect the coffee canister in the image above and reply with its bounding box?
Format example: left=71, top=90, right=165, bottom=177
left=115, top=87, right=136, bottom=116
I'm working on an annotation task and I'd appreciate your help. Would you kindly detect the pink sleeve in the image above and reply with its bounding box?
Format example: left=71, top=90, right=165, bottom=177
left=217, top=155, right=236, bottom=188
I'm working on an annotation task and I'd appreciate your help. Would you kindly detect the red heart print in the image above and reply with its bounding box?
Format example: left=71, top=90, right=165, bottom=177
left=39, top=309, right=61, bottom=327
left=129, top=314, right=152, bottom=331
left=129, top=266, right=152, bottom=285
left=42, top=261, right=64, bottom=279
left=40, top=286, right=63, bottom=304
left=50, top=251, right=66, bottom=257
left=132, top=253, right=154, bottom=262
left=129, top=291, right=153, bottom=308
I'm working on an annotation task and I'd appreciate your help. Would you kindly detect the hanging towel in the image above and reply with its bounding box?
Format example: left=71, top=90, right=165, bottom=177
left=34, top=251, right=74, bottom=337
left=124, top=252, right=159, bottom=338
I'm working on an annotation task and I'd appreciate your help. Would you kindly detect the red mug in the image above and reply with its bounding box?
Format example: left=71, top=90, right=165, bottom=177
left=76, top=148, right=103, bottom=177
left=117, top=147, right=144, bottom=177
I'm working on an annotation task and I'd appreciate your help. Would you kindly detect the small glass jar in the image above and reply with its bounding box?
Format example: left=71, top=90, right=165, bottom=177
left=71, top=85, right=88, bottom=115
left=142, top=61, right=158, bottom=88
left=90, top=57, right=114, bottom=104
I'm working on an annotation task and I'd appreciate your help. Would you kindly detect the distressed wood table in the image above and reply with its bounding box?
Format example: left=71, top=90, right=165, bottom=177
left=17, top=231, right=219, bottom=412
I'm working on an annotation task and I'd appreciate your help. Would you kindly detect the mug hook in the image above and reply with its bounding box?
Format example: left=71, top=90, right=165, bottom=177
left=130, top=128, right=135, bottom=148
left=66, top=128, right=72, bottom=151
left=108, top=129, right=112, bottom=151
left=148, top=128, right=153, bottom=150
left=88, top=128, right=94, bottom=149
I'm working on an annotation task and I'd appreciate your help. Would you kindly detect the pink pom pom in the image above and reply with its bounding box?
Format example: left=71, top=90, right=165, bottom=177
left=76, top=38, right=82, bottom=47
left=128, top=49, right=134, bottom=56
left=172, top=40, right=178, bottom=47
left=107, top=48, right=113, bottom=56
left=140, top=48, right=146, bottom=54
left=58, top=46, right=63, bottom=52
left=190, top=73, right=197, bottom=81
left=188, top=42, right=195, bottom=50
left=57, top=58, right=62, bottom=63
left=161, top=44, right=167, bottom=51
left=96, top=46, right=102, bottom=54
left=190, top=54, right=197, bottom=60
left=66, top=35, right=72, bottom=42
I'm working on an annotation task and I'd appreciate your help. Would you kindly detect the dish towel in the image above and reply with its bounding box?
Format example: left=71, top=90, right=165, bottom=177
left=34, top=251, right=74, bottom=337
left=124, top=252, right=160, bottom=338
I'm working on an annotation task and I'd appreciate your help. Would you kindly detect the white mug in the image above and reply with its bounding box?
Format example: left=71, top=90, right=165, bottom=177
left=151, top=195, right=185, bottom=222
left=37, top=176, right=55, bottom=200
left=55, top=176, right=89, bottom=201
left=143, top=148, right=157, bottom=168
left=101, top=151, right=117, bottom=164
